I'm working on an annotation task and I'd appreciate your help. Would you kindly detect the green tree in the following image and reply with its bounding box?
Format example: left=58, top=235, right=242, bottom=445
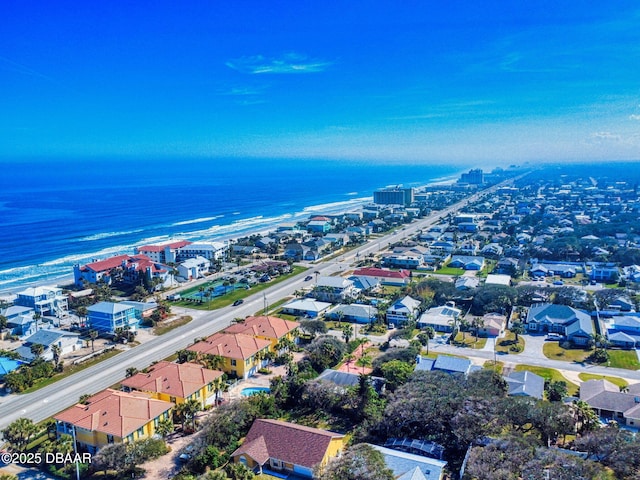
left=125, top=366, right=139, bottom=377
left=379, top=360, right=414, bottom=392
left=511, top=321, right=525, bottom=341
left=315, top=443, right=394, bottom=480
left=29, top=343, right=45, bottom=359
left=341, top=323, right=354, bottom=343
left=2, top=418, right=39, bottom=452
left=545, top=380, right=568, bottom=402
left=155, top=415, right=174, bottom=439
left=51, top=344, right=62, bottom=365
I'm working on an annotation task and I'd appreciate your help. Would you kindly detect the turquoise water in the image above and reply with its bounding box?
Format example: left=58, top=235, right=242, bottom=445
left=241, top=387, right=271, bottom=396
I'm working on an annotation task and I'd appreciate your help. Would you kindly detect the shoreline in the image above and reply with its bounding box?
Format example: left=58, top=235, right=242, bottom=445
left=0, top=175, right=460, bottom=298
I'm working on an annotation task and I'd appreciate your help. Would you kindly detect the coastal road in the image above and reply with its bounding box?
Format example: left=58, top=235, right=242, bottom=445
left=0, top=176, right=518, bottom=432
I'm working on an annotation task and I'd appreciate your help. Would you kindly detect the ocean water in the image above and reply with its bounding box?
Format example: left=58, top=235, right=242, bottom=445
left=0, top=158, right=465, bottom=293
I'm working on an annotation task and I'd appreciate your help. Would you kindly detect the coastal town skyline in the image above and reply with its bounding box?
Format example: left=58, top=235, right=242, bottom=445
left=2, top=2, right=640, bottom=163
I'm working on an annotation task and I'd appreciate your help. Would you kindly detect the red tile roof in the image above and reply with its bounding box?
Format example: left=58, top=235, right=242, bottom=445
left=187, top=332, right=271, bottom=360
left=232, top=419, right=343, bottom=469
left=120, top=361, right=223, bottom=398
left=137, top=240, right=192, bottom=252
left=223, top=316, right=299, bottom=340
left=353, top=267, right=410, bottom=279
left=81, top=254, right=167, bottom=275
left=54, top=389, right=173, bottom=439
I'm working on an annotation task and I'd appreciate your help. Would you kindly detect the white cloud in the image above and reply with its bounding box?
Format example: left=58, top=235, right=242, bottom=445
left=226, top=53, right=332, bottom=74
left=591, top=131, right=622, bottom=141
left=630, top=114, right=640, bottom=121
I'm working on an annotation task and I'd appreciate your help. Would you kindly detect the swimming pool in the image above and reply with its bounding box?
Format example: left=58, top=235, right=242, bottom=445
left=240, top=387, right=271, bottom=396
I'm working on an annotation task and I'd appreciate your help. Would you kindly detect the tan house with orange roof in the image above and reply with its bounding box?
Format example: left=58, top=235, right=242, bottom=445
left=54, top=389, right=173, bottom=453
left=120, top=361, right=224, bottom=408
left=223, top=315, right=300, bottom=352
left=187, top=332, right=271, bottom=379
left=232, top=419, right=344, bottom=478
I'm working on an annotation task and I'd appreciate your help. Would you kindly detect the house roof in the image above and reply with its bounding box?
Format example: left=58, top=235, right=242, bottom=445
left=137, top=240, right=192, bottom=252
left=316, top=276, right=353, bottom=289
left=80, top=254, right=167, bottom=275
left=433, top=355, right=473, bottom=374
left=389, top=296, right=421, bottom=313
left=232, top=419, right=344, bottom=469
left=88, top=301, right=136, bottom=315
left=22, top=328, right=80, bottom=347
left=367, top=444, right=447, bottom=480
left=505, top=370, right=544, bottom=399
left=353, top=267, right=410, bottom=279
left=120, top=361, right=223, bottom=398
left=223, top=316, right=299, bottom=340
left=282, top=298, right=332, bottom=313
left=54, top=389, right=174, bottom=438
left=328, top=303, right=378, bottom=319
left=580, top=379, right=640, bottom=420
left=527, top=304, right=591, bottom=326
left=187, top=332, right=271, bottom=360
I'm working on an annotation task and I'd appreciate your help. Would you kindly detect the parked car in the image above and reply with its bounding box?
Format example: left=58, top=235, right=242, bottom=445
left=179, top=445, right=195, bottom=462
left=553, top=280, right=564, bottom=285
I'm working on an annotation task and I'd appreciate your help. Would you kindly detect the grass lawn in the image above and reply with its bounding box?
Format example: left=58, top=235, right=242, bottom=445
left=484, top=360, right=504, bottom=374
left=452, top=332, right=487, bottom=349
left=495, top=331, right=525, bottom=354
left=434, top=266, right=465, bottom=275
left=172, top=266, right=307, bottom=311
left=607, top=350, right=640, bottom=370
left=542, top=341, right=592, bottom=363
left=153, top=315, right=191, bottom=335
left=578, top=373, right=629, bottom=388
left=22, top=348, right=122, bottom=393
left=514, top=364, right=579, bottom=396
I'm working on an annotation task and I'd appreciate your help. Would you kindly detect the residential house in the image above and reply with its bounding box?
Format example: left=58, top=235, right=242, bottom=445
left=281, top=298, right=332, bottom=318
left=0, top=357, right=26, bottom=379
left=525, top=304, right=594, bottom=345
left=313, top=276, right=357, bottom=303
left=580, top=379, right=640, bottom=427
left=325, top=304, right=378, bottom=324
left=454, top=276, right=479, bottom=291
left=480, top=243, right=504, bottom=256
left=177, top=256, right=211, bottom=281
left=476, top=312, right=507, bottom=337
left=1, top=305, right=37, bottom=337
left=324, top=233, right=350, bottom=246
left=307, top=216, right=332, bottom=234
left=607, top=316, right=640, bottom=349
left=352, top=267, right=411, bottom=286
left=87, top=301, right=140, bottom=335
left=387, top=296, right=422, bottom=326
left=496, top=257, right=519, bottom=275
left=348, top=275, right=381, bottom=293
left=177, top=241, right=228, bottom=262
left=484, top=274, right=511, bottom=286
left=187, top=332, right=271, bottom=379
left=383, top=253, right=424, bottom=269
left=590, top=264, right=619, bottom=283
left=120, top=361, right=224, bottom=408
left=417, top=302, right=461, bottom=332
left=367, top=444, right=447, bottom=480
left=119, top=300, right=158, bottom=319
left=530, top=262, right=578, bottom=278
left=317, top=369, right=385, bottom=394
left=231, top=419, right=344, bottom=478
left=223, top=315, right=300, bottom=352
left=448, top=255, right=485, bottom=270
left=414, top=355, right=479, bottom=376
left=15, top=328, right=82, bottom=362
left=55, top=389, right=174, bottom=453
left=504, top=370, right=545, bottom=399
left=14, top=286, right=68, bottom=318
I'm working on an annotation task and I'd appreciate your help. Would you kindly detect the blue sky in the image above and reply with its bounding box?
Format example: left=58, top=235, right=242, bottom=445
left=2, top=1, right=640, bottom=164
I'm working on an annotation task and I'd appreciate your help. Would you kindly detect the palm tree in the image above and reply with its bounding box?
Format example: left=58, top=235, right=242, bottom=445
left=155, top=416, right=174, bottom=439
left=33, top=312, right=42, bottom=332
left=125, top=367, right=138, bottom=378
left=88, top=329, right=98, bottom=352
left=76, top=306, right=88, bottom=327
left=30, top=343, right=44, bottom=359
left=341, top=324, right=354, bottom=344
left=423, top=326, right=435, bottom=355
left=511, top=321, right=525, bottom=342
left=51, top=344, right=62, bottom=365
left=571, top=399, right=600, bottom=434
left=177, top=349, right=197, bottom=364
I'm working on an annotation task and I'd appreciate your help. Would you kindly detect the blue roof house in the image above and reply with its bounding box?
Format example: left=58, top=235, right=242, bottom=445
left=87, top=301, right=140, bottom=335
left=0, top=357, right=26, bottom=378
